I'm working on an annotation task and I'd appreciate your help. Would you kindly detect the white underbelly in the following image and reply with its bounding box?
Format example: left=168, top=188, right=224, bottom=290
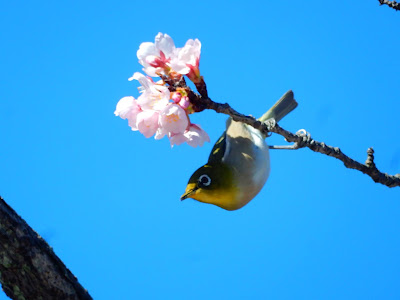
left=246, top=125, right=271, bottom=196
left=223, top=121, right=271, bottom=208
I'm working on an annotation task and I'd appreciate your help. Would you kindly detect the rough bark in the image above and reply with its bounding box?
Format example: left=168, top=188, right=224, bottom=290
left=0, top=197, right=92, bottom=300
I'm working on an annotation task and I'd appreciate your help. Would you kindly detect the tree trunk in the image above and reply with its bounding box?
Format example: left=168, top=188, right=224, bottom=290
left=0, top=197, right=92, bottom=300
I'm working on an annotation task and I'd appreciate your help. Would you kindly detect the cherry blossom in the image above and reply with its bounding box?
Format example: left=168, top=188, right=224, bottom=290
left=184, top=124, right=210, bottom=147
left=159, top=104, right=189, bottom=135
left=137, top=33, right=176, bottom=77
left=116, top=33, right=209, bottom=148
left=172, top=39, right=201, bottom=76
left=137, top=33, right=202, bottom=83
left=169, top=133, right=187, bottom=146
left=170, top=124, right=210, bottom=147
left=129, top=72, right=170, bottom=111
left=114, top=96, right=142, bottom=131
left=136, top=110, right=160, bottom=138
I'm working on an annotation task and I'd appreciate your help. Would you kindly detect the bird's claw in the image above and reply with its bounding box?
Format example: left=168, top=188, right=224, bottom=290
left=290, top=129, right=311, bottom=149
left=270, top=129, right=311, bottom=150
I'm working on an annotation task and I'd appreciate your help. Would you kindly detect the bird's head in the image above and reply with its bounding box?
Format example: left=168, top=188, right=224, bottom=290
left=180, top=163, right=240, bottom=210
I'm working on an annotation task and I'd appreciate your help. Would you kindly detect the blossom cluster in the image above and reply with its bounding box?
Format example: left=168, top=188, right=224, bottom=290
left=115, top=33, right=209, bottom=147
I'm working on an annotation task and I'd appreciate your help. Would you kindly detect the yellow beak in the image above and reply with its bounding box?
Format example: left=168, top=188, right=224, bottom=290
left=180, top=183, right=198, bottom=200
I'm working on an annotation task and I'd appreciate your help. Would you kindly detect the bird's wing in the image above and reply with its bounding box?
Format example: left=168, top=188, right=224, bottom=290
left=207, top=131, right=227, bottom=164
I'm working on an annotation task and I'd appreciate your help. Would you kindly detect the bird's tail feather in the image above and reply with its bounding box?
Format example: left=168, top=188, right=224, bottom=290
left=258, top=90, right=298, bottom=123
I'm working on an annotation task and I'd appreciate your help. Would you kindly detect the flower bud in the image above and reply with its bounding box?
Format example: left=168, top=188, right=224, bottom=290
left=172, top=92, right=182, bottom=104
left=179, top=96, right=190, bottom=110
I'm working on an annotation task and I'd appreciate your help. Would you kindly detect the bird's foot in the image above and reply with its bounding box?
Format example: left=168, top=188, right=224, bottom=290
left=269, top=129, right=311, bottom=150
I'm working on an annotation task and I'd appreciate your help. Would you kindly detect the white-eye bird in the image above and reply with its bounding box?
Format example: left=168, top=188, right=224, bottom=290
left=181, top=90, right=298, bottom=210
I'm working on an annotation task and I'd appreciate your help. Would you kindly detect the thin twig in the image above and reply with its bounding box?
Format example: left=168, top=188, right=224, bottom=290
left=185, top=90, right=400, bottom=188
left=378, top=0, right=400, bottom=11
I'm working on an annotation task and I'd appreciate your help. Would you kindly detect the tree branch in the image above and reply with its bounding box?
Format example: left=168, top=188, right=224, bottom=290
left=0, top=196, right=92, bottom=300
left=185, top=90, right=400, bottom=188
left=378, top=0, right=400, bottom=11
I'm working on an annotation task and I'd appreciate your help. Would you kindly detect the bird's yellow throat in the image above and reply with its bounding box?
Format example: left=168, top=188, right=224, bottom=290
left=181, top=164, right=240, bottom=210
left=182, top=182, right=240, bottom=210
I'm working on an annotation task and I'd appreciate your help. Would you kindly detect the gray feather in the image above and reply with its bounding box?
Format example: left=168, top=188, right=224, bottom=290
left=258, top=90, right=298, bottom=123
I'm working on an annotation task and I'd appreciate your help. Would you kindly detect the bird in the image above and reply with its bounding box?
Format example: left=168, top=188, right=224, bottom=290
left=180, top=90, right=298, bottom=210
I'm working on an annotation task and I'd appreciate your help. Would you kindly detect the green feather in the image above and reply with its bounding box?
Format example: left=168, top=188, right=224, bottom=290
left=207, top=132, right=227, bottom=164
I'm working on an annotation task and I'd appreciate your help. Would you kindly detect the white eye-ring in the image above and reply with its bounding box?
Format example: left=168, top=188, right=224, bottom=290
left=198, top=174, right=211, bottom=187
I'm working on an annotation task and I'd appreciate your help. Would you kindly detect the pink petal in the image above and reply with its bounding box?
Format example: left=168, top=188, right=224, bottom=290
left=154, top=127, right=167, bottom=140
left=184, top=124, right=210, bottom=147
left=137, top=33, right=177, bottom=77
left=137, top=42, right=158, bottom=67
left=172, top=38, right=201, bottom=74
left=154, top=33, right=175, bottom=57
left=159, top=104, right=189, bottom=135
left=169, top=133, right=188, bottom=147
left=132, top=72, right=170, bottom=111
left=136, top=111, right=160, bottom=138
left=115, top=96, right=142, bottom=131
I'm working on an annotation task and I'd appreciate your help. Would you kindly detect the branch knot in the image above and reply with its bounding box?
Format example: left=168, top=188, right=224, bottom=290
left=365, top=147, right=376, bottom=169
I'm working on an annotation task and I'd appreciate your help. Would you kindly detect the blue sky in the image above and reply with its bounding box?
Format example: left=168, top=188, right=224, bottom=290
left=1, top=1, right=399, bottom=299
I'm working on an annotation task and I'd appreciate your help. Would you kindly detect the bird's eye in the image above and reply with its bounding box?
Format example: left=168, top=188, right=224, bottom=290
left=198, top=174, right=211, bottom=187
